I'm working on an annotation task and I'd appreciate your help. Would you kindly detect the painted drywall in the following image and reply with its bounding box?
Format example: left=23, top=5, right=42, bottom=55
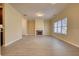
left=22, top=18, right=27, bottom=35
left=27, top=20, right=35, bottom=35
left=44, top=20, right=51, bottom=35
left=51, top=4, right=79, bottom=47
left=4, top=4, right=25, bottom=46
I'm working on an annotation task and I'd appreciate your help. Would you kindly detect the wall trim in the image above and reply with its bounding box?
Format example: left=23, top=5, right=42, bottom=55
left=3, top=38, right=22, bottom=47
left=27, top=34, right=35, bottom=36
left=60, top=38, right=79, bottom=48
left=52, top=35, right=79, bottom=48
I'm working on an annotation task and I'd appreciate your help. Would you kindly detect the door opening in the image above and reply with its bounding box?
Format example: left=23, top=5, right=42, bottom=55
left=0, top=7, right=3, bottom=46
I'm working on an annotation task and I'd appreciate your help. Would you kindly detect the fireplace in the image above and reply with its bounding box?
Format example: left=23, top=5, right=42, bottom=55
left=36, top=30, right=43, bottom=35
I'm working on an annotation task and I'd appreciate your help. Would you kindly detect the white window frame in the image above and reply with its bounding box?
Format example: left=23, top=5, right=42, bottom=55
left=54, top=17, right=67, bottom=35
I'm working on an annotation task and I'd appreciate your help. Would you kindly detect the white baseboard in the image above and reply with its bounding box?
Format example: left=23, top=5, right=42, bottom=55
left=27, top=34, right=35, bottom=36
left=4, top=38, right=21, bottom=47
left=53, top=35, right=79, bottom=48
left=60, top=39, right=79, bottom=48
left=22, top=34, right=28, bottom=35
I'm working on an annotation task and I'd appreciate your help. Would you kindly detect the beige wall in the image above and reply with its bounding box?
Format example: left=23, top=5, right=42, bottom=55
left=51, top=4, right=79, bottom=47
left=44, top=20, right=51, bottom=35
left=22, top=18, right=27, bottom=35
left=3, top=4, right=25, bottom=46
left=27, top=20, right=35, bottom=35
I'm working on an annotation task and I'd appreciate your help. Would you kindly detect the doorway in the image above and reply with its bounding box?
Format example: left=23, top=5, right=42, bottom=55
left=0, top=6, right=3, bottom=46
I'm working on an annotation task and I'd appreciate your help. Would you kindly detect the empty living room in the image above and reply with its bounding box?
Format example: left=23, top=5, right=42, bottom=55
left=0, top=3, right=79, bottom=56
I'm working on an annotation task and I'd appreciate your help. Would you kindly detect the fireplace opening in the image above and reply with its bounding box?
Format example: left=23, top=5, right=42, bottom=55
left=36, top=30, right=43, bottom=35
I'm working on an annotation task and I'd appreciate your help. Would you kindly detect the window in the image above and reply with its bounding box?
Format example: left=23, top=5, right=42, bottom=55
left=54, top=17, right=67, bottom=34
left=54, top=22, right=58, bottom=32
left=57, top=20, right=62, bottom=33
left=61, top=17, right=67, bottom=34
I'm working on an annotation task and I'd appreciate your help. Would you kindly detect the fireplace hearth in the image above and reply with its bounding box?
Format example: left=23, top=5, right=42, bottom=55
left=36, top=30, right=43, bottom=35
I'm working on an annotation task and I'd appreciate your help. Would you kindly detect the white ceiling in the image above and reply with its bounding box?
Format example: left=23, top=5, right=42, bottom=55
left=10, top=3, right=69, bottom=20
